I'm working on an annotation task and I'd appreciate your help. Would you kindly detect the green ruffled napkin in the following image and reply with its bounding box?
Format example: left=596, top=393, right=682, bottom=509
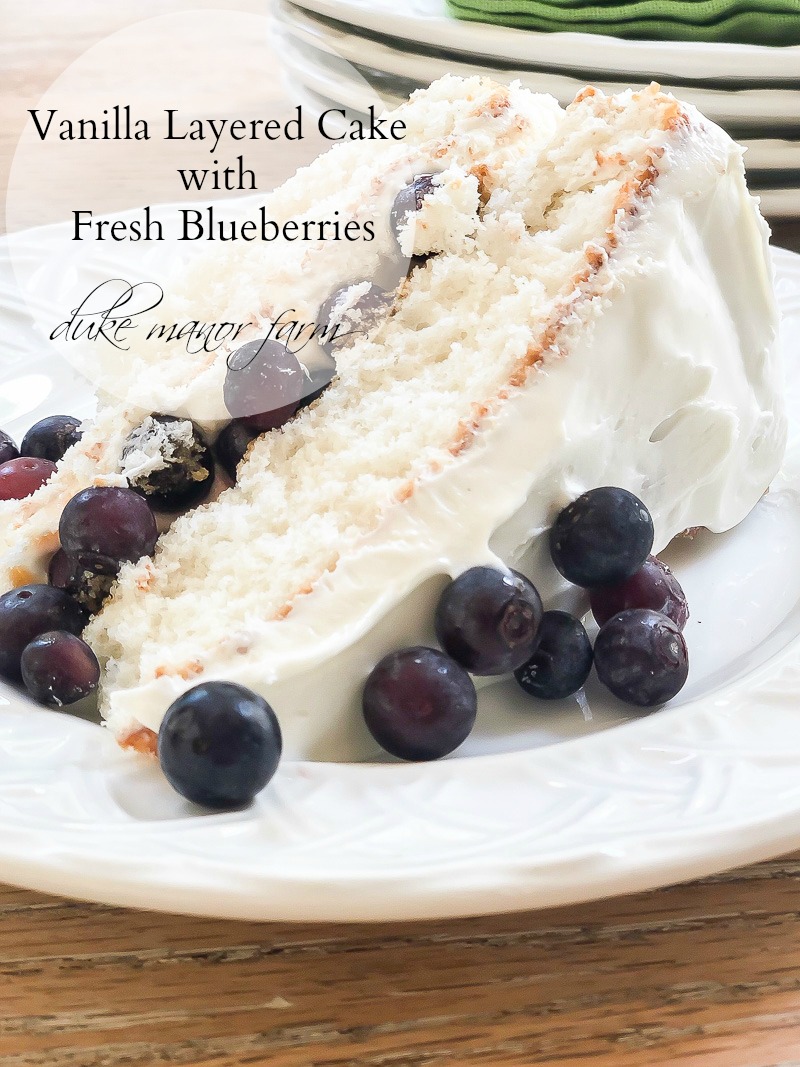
left=445, top=0, right=800, bottom=45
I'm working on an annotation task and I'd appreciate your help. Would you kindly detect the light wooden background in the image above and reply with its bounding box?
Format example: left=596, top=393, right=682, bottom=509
left=2, top=2, right=800, bottom=1064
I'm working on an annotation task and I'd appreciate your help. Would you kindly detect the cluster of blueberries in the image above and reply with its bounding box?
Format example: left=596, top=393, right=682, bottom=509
left=0, top=419, right=105, bottom=706
left=0, top=410, right=215, bottom=705
left=0, top=413, right=279, bottom=810
left=0, top=416, right=82, bottom=496
left=362, top=486, right=689, bottom=762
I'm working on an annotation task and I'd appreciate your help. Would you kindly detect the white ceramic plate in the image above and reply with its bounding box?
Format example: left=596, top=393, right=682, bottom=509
left=757, top=188, right=800, bottom=217
left=276, top=1, right=800, bottom=129
left=744, top=141, right=800, bottom=172
left=288, top=0, right=800, bottom=82
left=1, top=221, right=800, bottom=921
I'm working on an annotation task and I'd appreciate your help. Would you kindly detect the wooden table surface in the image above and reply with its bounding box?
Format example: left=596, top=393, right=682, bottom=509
left=2, top=2, right=800, bottom=1064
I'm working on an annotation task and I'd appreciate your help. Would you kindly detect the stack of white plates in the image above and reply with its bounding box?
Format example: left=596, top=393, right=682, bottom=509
left=274, top=0, right=800, bottom=217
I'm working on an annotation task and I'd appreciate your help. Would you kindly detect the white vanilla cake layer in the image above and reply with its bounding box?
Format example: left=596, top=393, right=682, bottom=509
left=0, top=77, right=559, bottom=591
left=88, top=92, right=784, bottom=760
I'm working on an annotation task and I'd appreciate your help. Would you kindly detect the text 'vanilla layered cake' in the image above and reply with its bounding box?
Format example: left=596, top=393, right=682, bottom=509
left=0, top=76, right=785, bottom=762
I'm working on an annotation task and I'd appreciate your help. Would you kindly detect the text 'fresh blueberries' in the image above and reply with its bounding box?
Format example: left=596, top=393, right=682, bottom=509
left=549, top=487, right=654, bottom=588
left=362, top=646, right=477, bottom=761
left=158, top=681, right=282, bottom=809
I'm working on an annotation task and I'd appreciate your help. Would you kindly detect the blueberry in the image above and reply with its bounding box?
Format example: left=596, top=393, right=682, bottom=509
left=48, top=548, right=118, bottom=615
left=594, top=608, right=688, bottom=707
left=514, top=610, right=593, bottom=700
left=390, top=174, right=437, bottom=249
left=435, top=566, right=543, bottom=675
left=21, top=630, right=99, bottom=707
left=214, top=419, right=256, bottom=482
left=549, top=487, right=654, bottom=588
left=317, top=282, right=391, bottom=353
left=378, top=253, right=434, bottom=291
left=59, top=486, right=157, bottom=564
left=404, top=254, right=433, bottom=276
left=20, top=416, right=82, bottom=463
left=0, top=585, right=87, bottom=682
left=47, top=548, right=73, bottom=592
left=0, top=457, right=57, bottom=501
left=121, top=414, right=215, bottom=512
left=295, top=364, right=335, bottom=410
left=590, top=554, right=688, bottom=630
left=0, top=429, right=19, bottom=465
left=157, top=681, right=282, bottom=809
left=224, top=339, right=306, bottom=433
left=362, top=646, right=477, bottom=761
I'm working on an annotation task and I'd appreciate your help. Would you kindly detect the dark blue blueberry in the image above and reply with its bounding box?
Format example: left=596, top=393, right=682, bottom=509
left=48, top=548, right=118, bottom=616
left=514, top=610, right=593, bottom=700
left=122, top=414, right=214, bottom=512
left=296, top=366, right=335, bottom=409
left=590, top=554, right=688, bottom=629
left=157, top=681, right=282, bottom=809
left=594, top=608, right=688, bottom=707
left=21, top=630, right=99, bottom=707
left=0, top=429, right=18, bottom=465
left=317, top=282, right=390, bottom=353
left=224, top=339, right=306, bottom=432
left=214, top=419, right=256, bottom=482
left=59, top=486, right=157, bottom=565
left=549, top=487, right=654, bottom=588
left=377, top=253, right=431, bottom=289
left=20, top=415, right=83, bottom=463
left=435, top=566, right=543, bottom=675
left=390, top=174, right=437, bottom=248
left=362, top=646, right=477, bottom=761
left=0, top=585, right=87, bottom=682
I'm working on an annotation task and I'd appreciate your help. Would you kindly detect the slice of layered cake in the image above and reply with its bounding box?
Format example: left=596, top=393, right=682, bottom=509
left=0, top=77, right=785, bottom=761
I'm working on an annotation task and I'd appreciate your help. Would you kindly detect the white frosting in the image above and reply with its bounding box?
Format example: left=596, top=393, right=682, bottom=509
left=105, top=128, right=785, bottom=761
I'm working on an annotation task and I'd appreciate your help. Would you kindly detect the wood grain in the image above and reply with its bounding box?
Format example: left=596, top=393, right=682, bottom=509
left=2, top=2, right=800, bottom=1064
left=1, top=862, right=800, bottom=1067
